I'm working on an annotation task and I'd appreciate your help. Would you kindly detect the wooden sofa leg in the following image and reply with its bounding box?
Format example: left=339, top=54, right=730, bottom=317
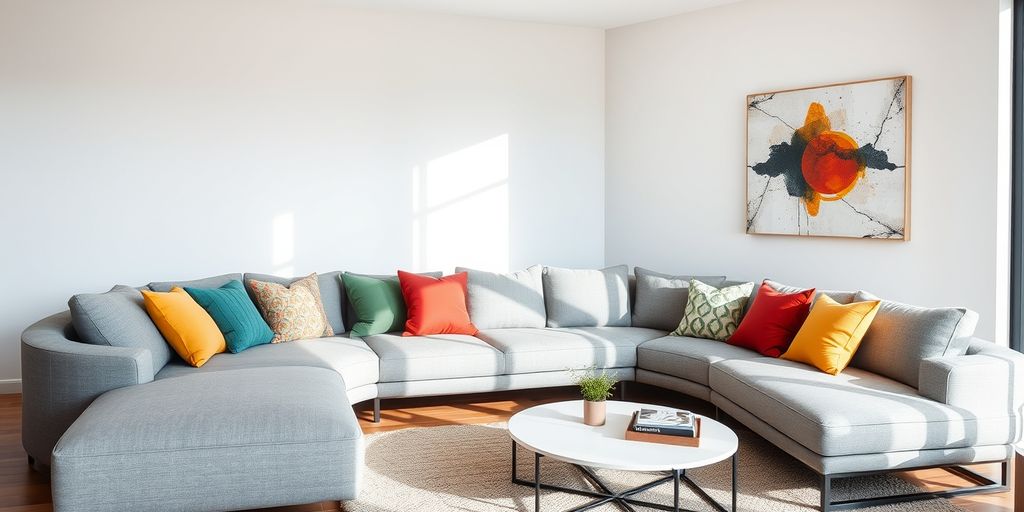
left=820, top=473, right=832, bottom=511
left=373, top=398, right=381, bottom=423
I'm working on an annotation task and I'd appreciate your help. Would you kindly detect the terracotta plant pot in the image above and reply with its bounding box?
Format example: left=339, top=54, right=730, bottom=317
left=583, top=400, right=606, bottom=426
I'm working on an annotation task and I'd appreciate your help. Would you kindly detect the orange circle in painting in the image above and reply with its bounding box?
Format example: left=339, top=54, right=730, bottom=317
left=801, top=131, right=862, bottom=197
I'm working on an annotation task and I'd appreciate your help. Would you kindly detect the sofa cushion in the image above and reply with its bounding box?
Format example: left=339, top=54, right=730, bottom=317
left=245, top=271, right=345, bottom=334
left=456, top=265, right=546, bottom=329
left=51, top=367, right=362, bottom=511
left=709, top=357, right=1003, bottom=456
left=341, top=272, right=407, bottom=336
left=247, top=275, right=333, bottom=342
left=475, top=327, right=665, bottom=374
left=672, top=280, right=754, bottom=341
left=631, top=267, right=726, bottom=331
left=361, top=333, right=504, bottom=382
left=68, top=285, right=173, bottom=371
left=184, top=280, right=274, bottom=353
left=727, top=282, right=814, bottom=357
left=141, top=288, right=227, bottom=368
left=543, top=265, right=631, bottom=327
left=148, top=273, right=243, bottom=293
left=637, top=336, right=759, bottom=386
left=397, top=271, right=478, bottom=336
left=781, top=295, right=880, bottom=375
left=851, top=291, right=978, bottom=388
left=342, top=272, right=441, bottom=331
left=155, top=335, right=380, bottom=391
left=764, top=279, right=858, bottom=304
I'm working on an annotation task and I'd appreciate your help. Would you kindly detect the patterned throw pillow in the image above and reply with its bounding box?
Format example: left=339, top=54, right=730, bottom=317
left=246, top=273, right=333, bottom=343
left=672, top=280, right=755, bottom=341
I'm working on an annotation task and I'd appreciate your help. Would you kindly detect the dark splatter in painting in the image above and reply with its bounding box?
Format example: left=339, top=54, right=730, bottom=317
left=750, top=134, right=808, bottom=198
left=857, top=143, right=899, bottom=170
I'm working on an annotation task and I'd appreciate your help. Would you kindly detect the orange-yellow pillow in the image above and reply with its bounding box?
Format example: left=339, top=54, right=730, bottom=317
left=781, top=294, right=880, bottom=375
left=141, top=287, right=226, bottom=367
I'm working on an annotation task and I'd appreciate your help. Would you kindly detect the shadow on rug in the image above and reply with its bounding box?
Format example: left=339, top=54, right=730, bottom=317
left=345, top=422, right=964, bottom=511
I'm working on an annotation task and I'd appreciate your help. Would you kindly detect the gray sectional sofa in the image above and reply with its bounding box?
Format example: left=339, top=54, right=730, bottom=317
left=21, top=266, right=1024, bottom=511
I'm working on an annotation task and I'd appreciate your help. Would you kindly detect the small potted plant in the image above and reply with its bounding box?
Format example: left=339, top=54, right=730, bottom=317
left=571, top=367, right=617, bottom=426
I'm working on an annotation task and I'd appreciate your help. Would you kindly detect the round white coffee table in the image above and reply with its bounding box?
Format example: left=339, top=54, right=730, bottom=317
left=508, top=400, right=738, bottom=512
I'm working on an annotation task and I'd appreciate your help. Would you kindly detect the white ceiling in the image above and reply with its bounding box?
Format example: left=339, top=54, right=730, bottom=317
left=329, top=0, right=743, bottom=29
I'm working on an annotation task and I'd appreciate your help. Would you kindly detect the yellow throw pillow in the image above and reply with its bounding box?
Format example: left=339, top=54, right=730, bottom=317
left=142, top=287, right=226, bottom=367
left=781, top=294, right=880, bottom=375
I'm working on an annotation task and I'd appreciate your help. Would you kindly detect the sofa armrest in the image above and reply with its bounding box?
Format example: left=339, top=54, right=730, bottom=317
left=21, top=311, right=154, bottom=467
left=919, top=339, right=1024, bottom=437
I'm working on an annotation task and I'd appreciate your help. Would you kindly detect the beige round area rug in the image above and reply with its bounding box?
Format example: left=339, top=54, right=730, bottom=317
left=344, top=423, right=964, bottom=511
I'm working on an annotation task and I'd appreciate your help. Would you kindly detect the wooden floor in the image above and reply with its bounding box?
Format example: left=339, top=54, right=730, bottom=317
left=0, top=386, right=1015, bottom=512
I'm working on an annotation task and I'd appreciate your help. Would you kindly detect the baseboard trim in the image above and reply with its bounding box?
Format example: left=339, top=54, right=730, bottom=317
left=0, top=379, right=22, bottom=395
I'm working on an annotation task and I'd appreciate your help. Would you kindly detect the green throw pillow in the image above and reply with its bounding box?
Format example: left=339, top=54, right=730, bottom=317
left=184, top=280, right=274, bottom=353
left=672, top=280, right=754, bottom=341
left=341, top=273, right=407, bottom=336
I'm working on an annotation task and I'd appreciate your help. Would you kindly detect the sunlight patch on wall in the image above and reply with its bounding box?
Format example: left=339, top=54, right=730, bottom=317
left=412, top=134, right=510, bottom=272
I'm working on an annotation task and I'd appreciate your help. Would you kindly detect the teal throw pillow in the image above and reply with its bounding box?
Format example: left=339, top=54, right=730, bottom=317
left=341, top=273, right=407, bottom=336
left=184, top=280, right=274, bottom=353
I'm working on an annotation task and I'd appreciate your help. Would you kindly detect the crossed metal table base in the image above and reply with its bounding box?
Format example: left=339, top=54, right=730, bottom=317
left=512, top=441, right=737, bottom=512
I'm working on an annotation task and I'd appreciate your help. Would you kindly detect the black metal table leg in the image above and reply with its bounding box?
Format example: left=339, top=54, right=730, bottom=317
left=535, top=451, right=541, bottom=511
left=511, top=440, right=736, bottom=512
left=673, top=468, right=680, bottom=512
left=512, top=441, right=518, bottom=481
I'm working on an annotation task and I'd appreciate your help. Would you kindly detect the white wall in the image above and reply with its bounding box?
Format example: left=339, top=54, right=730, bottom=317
left=606, top=0, right=1004, bottom=340
left=0, top=0, right=606, bottom=385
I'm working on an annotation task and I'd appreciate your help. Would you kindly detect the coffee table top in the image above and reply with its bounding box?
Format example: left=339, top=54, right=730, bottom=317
left=508, top=400, right=738, bottom=472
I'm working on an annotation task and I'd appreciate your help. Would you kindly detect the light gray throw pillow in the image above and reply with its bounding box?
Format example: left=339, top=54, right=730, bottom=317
left=631, top=267, right=726, bottom=331
left=68, top=285, right=172, bottom=371
left=455, top=265, right=546, bottom=329
left=851, top=291, right=978, bottom=388
left=543, top=265, right=630, bottom=327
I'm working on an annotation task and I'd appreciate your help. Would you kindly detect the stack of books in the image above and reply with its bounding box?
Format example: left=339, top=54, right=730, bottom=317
left=625, top=407, right=701, bottom=447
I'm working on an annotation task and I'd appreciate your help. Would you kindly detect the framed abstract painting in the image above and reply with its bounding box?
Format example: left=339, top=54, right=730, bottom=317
left=745, top=76, right=911, bottom=239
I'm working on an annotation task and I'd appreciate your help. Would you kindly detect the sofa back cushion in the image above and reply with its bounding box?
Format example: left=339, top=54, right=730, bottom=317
left=632, top=267, right=726, bottom=331
left=148, top=273, right=242, bottom=293
left=851, top=291, right=978, bottom=387
left=543, top=265, right=630, bottom=327
left=455, top=265, right=546, bottom=329
left=764, top=279, right=858, bottom=304
left=68, top=285, right=173, bottom=371
left=244, top=271, right=345, bottom=334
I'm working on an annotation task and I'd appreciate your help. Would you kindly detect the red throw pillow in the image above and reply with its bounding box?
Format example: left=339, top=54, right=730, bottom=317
left=727, top=281, right=815, bottom=357
left=397, top=271, right=479, bottom=336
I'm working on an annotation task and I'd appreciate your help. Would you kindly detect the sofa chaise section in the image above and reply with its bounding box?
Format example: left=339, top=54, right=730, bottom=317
left=51, top=366, right=363, bottom=512
left=709, top=356, right=1017, bottom=457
